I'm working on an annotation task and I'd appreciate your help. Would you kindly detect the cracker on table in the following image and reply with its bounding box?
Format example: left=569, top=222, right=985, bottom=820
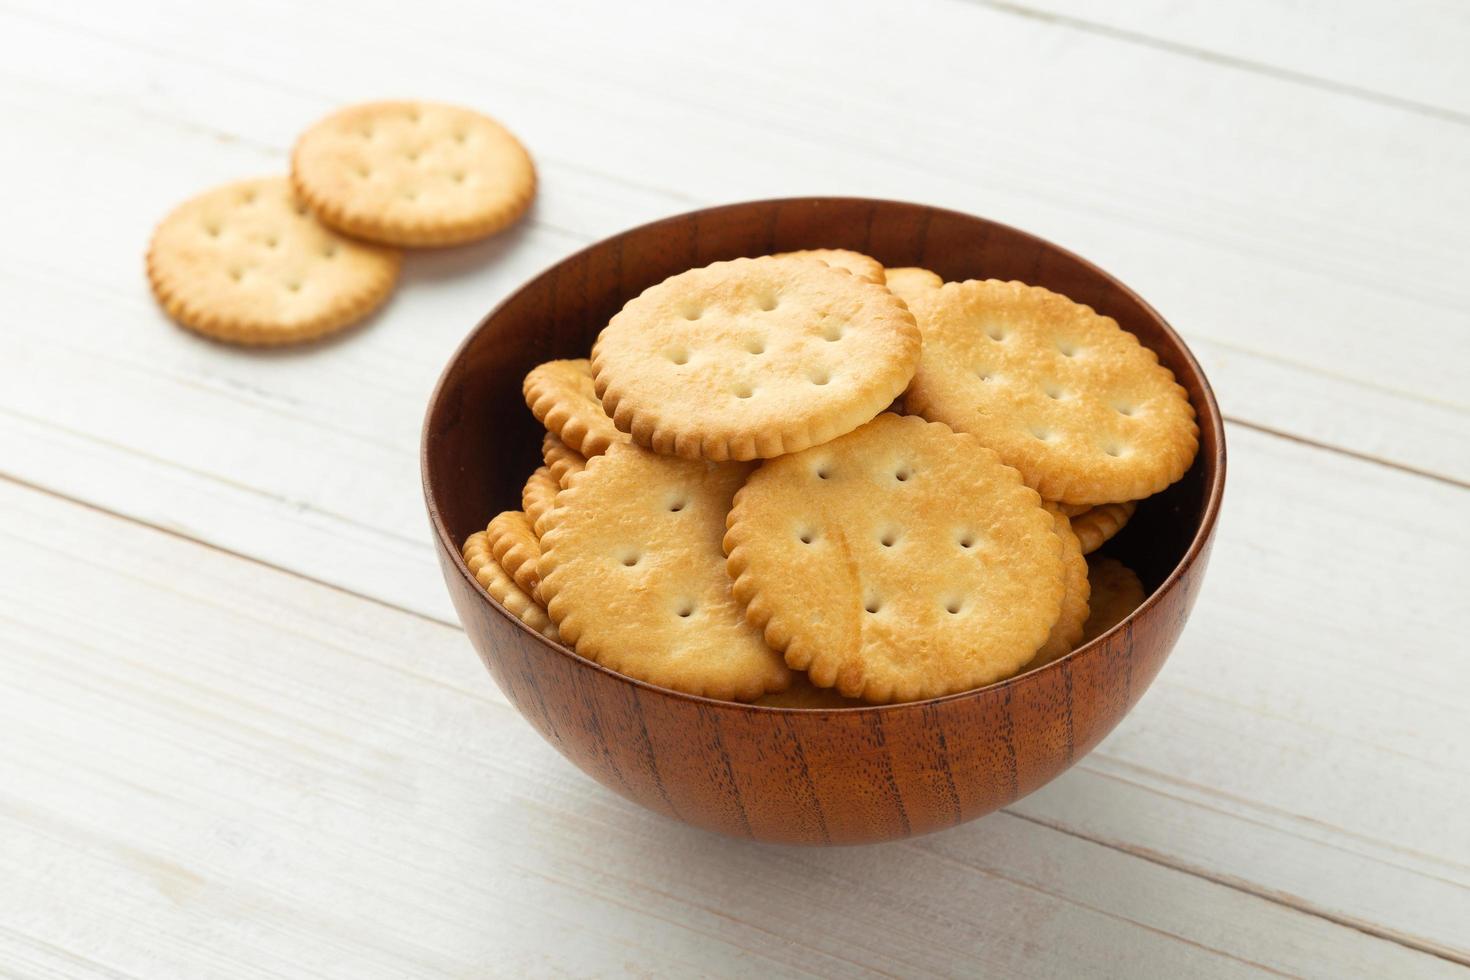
left=1024, top=506, right=1091, bottom=669
left=1071, top=500, right=1137, bottom=555
left=484, top=510, right=543, bottom=598
left=523, top=358, right=629, bottom=457
left=522, top=466, right=559, bottom=537
left=538, top=443, right=790, bottom=701
left=906, top=280, right=1199, bottom=505
left=883, top=266, right=942, bottom=307
left=592, top=256, right=920, bottom=461
left=464, top=531, right=558, bottom=640
left=771, top=248, right=885, bottom=284
left=291, top=100, right=535, bottom=247
left=725, top=414, right=1065, bottom=704
left=542, top=432, right=587, bottom=490
left=1081, top=556, right=1146, bottom=644
left=146, top=176, right=399, bottom=345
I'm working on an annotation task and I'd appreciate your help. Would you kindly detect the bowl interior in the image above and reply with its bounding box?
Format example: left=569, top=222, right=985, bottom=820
left=425, top=197, right=1221, bottom=626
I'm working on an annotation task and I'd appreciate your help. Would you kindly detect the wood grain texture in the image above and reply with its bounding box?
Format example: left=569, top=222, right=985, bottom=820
left=1001, top=0, right=1470, bottom=119
left=423, top=198, right=1227, bottom=845
left=0, top=1, right=1466, bottom=482
left=1, top=0, right=1467, bottom=970
left=4, top=478, right=1460, bottom=979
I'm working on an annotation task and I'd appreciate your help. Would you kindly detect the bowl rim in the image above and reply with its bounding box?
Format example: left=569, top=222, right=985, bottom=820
left=421, top=195, right=1227, bottom=713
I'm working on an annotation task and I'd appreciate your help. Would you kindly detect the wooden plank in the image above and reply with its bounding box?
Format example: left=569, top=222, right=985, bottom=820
left=11, top=415, right=1465, bottom=961
left=0, top=1, right=1466, bottom=961
left=0, top=4, right=1466, bottom=482
left=0, top=478, right=1460, bottom=979
left=995, top=0, right=1470, bottom=119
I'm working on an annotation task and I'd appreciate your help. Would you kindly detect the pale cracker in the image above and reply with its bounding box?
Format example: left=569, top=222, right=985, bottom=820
left=291, top=100, right=535, bottom=247
left=771, top=248, right=885, bottom=284
left=523, top=359, right=628, bottom=457
left=883, top=266, right=942, bottom=307
left=1071, top=500, right=1137, bottom=555
left=538, top=443, right=791, bottom=701
left=146, top=176, right=400, bottom=345
left=1024, top=506, right=1091, bottom=670
left=1058, top=502, right=1091, bottom=517
left=1081, top=556, right=1146, bottom=643
left=463, top=531, right=558, bottom=640
left=906, top=280, right=1199, bottom=505
left=755, top=674, right=866, bottom=709
left=541, top=432, right=586, bottom=490
left=522, top=466, right=559, bottom=536
left=484, top=510, right=543, bottom=598
left=725, top=413, right=1065, bottom=704
left=592, top=256, right=921, bottom=461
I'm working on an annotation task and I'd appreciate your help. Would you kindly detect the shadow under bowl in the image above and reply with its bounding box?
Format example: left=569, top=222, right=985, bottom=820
left=422, top=197, right=1226, bottom=846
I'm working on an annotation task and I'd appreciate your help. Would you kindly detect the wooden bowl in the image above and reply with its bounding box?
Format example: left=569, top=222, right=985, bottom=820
left=422, top=198, right=1226, bottom=845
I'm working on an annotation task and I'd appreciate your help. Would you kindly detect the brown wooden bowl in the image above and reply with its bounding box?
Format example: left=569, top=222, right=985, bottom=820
left=422, top=198, right=1226, bottom=846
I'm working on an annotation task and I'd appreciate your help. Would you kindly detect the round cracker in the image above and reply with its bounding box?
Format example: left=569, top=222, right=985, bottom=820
left=522, top=466, right=559, bottom=536
left=883, top=266, right=943, bottom=307
left=538, top=443, right=791, bottom=701
left=1025, top=507, right=1091, bottom=669
left=523, top=359, right=628, bottom=457
left=463, top=531, right=558, bottom=640
left=592, top=256, right=920, bottom=461
left=146, top=176, right=400, bottom=345
left=484, top=510, right=543, bottom=598
left=755, top=674, right=866, bottom=709
left=771, top=248, right=885, bottom=284
left=1071, top=500, right=1137, bottom=555
left=1082, top=556, right=1146, bottom=643
left=725, top=414, right=1065, bottom=704
left=541, top=432, right=587, bottom=490
left=291, top=100, right=535, bottom=247
left=906, top=280, right=1199, bottom=505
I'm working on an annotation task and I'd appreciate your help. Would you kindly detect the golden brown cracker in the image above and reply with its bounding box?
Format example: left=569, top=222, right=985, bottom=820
left=592, top=256, right=920, bottom=461
left=146, top=176, right=399, bottom=345
left=755, top=674, right=866, bottom=709
left=883, top=266, right=942, bottom=306
left=906, top=280, right=1198, bottom=505
left=771, top=248, right=885, bottom=284
left=292, top=100, right=535, bottom=247
left=484, top=510, right=543, bottom=597
left=523, top=358, right=628, bottom=457
left=542, top=432, right=587, bottom=490
left=463, top=530, right=558, bottom=639
left=725, top=414, right=1065, bottom=703
left=1081, top=557, right=1146, bottom=644
left=538, top=443, right=791, bottom=700
left=1025, top=507, right=1091, bottom=669
left=1071, top=500, right=1137, bottom=555
left=522, top=466, right=559, bottom=536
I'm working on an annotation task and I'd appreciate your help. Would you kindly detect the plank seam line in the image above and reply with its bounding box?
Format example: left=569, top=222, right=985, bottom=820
left=960, top=0, right=1470, bottom=126
left=3, top=467, right=1466, bottom=963
left=1002, top=808, right=1470, bottom=967
left=0, top=470, right=459, bottom=631
left=911, top=843, right=1295, bottom=976
left=1223, top=417, right=1470, bottom=490
left=7, top=31, right=1469, bottom=428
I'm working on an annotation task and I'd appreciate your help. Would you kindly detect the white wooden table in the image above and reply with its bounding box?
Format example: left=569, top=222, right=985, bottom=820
left=2, top=1, right=1467, bottom=976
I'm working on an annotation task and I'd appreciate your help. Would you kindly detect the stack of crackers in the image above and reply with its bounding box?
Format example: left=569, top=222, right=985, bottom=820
left=466, top=250, right=1194, bottom=707
left=147, top=101, right=535, bottom=345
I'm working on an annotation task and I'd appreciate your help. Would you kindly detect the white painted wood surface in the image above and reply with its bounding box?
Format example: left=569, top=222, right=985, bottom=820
left=1, top=0, right=1466, bottom=976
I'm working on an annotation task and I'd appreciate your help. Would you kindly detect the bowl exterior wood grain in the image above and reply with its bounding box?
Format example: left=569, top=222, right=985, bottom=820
left=424, top=198, right=1225, bottom=845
